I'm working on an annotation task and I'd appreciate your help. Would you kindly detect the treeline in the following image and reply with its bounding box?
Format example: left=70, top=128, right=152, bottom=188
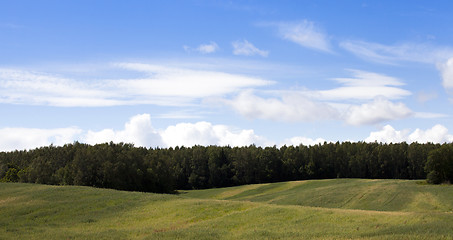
left=0, top=141, right=452, bottom=193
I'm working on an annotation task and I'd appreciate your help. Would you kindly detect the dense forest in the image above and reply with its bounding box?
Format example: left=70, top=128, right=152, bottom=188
left=1, top=141, right=452, bottom=193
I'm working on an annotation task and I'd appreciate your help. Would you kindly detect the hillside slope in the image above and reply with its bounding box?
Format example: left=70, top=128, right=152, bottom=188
left=1, top=180, right=453, bottom=239
left=183, top=179, right=453, bottom=212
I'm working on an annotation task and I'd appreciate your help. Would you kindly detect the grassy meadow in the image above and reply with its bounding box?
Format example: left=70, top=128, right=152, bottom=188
left=1, top=179, right=453, bottom=239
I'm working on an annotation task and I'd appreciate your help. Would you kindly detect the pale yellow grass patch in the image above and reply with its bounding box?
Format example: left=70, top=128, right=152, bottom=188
left=215, top=184, right=266, bottom=199
left=0, top=196, right=20, bottom=205
left=408, top=192, right=444, bottom=212
left=236, top=181, right=308, bottom=201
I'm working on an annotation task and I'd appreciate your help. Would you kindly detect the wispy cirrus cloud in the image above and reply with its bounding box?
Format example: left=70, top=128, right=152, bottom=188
left=318, top=69, right=411, bottom=100
left=0, top=63, right=273, bottom=107
left=0, top=68, right=119, bottom=107
left=340, top=40, right=453, bottom=65
left=438, top=57, right=453, bottom=90
left=114, top=63, right=272, bottom=99
left=232, top=40, right=269, bottom=57
left=267, top=20, right=332, bottom=53
left=340, top=40, right=453, bottom=94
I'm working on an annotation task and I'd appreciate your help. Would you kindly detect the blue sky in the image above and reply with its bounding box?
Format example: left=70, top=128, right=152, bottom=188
left=1, top=0, right=453, bottom=151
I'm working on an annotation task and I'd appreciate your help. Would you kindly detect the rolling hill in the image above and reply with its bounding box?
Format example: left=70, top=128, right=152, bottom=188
left=1, top=179, right=453, bottom=239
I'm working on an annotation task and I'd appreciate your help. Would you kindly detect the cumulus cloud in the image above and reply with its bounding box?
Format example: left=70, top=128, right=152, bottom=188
left=0, top=127, right=82, bottom=152
left=366, top=124, right=453, bottom=144
left=0, top=113, right=341, bottom=151
left=280, top=136, right=327, bottom=147
left=82, top=114, right=272, bottom=148
left=0, top=114, right=274, bottom=151
left=2, top=114, right=451, bottom=151
left=227, top=91, right=414, bottom=125
left=345, top=98, right=413, bottom=125
left=232, top=40, right=269, bottom=57
left=0, top=64, right=272, bottom=107
left=365, top=125, right=408, bottom=143
left=84, top=114, right=162, bottom=147
left=438, top=58, right=453, bottom=90
left=274, top=20, right=332, bottom=52
left=223, top=70, right=415, bottom=125
left=408, top=124, right=453, bottom=143
left=160, top=121, right=271, bottom=147
left=226, top=90, right=339, bottom=122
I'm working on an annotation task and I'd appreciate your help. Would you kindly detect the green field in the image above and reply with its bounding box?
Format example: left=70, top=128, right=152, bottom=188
left=1, top=179, right=453, bottom=239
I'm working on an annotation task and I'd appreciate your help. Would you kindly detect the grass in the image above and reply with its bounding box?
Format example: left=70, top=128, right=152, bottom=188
left=1, top=179, right=453, bottom=239
left=182, top=179, right=453, bottom=212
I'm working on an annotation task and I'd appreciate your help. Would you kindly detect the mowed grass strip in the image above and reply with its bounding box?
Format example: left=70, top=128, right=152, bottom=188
left=184, top=179, right=453, bottom=212
left=1, top=181, right=453, bottom=239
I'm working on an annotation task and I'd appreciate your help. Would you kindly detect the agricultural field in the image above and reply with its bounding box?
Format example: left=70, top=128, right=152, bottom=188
left=1, top=179, right=453, bottom=239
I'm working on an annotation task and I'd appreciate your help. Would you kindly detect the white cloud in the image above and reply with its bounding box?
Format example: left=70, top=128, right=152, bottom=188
left=0, top=113, right=338, bottom=151
left=84, top=114, right=162, bottom=147
left=318, top=70, right=411, bottom=100
left=155, top=110, right=202, bottom=119
left=115, top=63, right=272, bottom=99
left=160, top=121, right=271, bottom=147
left=275, top=20, right=331, bottom=52
left=345, top=98, right=412, bottom=126
left=366, top=124, right=453, bottom=144
left=0, top=64, right=272, bottom=107
left=0, top=127, right=82, bottom=152
left=2, top=114, right=451, bottom=151
left=438, top=58, right=453, bottom=90
left=0, top=68, right=118, bottom=107
left=281, top=136, right=327, bottom=147
left=408, top=124, right=453, bottom=143
left=365, top=125, right=408, bottom=143
left=340, top=40, right=453, bottom=64
left=340, top=41, right=453, bottom=94
left=197, top=42, right=219, bottom=54
left=413, top=112, right=448, bottom=119
left=224, top=70, right=413, bottom=125
left=83, top=114, right=272, bottom=148
left=0, top=115, right=271, bottom=150
left=184, top=42, right=219, bottom=54
left=416, top=91, right=437, bottom=103
left=226, top=90, right=339, bottom=122
left=232, top=40, right=269, bottom=57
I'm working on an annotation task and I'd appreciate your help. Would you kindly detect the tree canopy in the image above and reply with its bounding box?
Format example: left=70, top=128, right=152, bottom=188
left=0, top=141, right=450, bottom=193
